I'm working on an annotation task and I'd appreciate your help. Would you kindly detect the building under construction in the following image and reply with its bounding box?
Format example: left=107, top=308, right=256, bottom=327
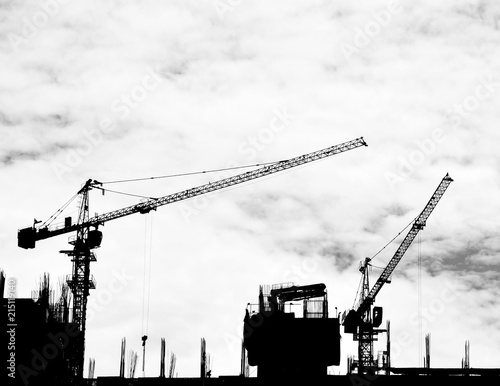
left=3, top=141, right=500, bottom=384
left=2, top=271, right=78, bottom=385
left=242, top=282, right=340, bottom=378
left=3, top=272, right=500, bottom=385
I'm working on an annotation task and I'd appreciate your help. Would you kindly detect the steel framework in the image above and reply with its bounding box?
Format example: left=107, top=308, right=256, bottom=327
left=18, top=137, right=367, bottom=379
left=344, top=173, right=453, bottom=374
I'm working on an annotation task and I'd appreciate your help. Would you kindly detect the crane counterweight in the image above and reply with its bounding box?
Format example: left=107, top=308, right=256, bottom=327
left=17, top=138, right=367, bottom=380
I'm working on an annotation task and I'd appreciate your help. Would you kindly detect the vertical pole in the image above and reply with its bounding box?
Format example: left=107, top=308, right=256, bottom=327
left=201, top=338, right=206, bottom=379
left=119, top=338, right=126, bottom=378
left=160, top=338, right=166, bottom=378
left=240, top=340, right=245, bottom=377
left=141, top=335, right=148, bottom=377
left=425, top=333, right=431, bottom=371
left=386, top=320, right=391, bottom=376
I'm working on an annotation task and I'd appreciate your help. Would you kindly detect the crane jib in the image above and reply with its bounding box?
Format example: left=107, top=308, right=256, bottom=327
left=356, top=173, right=453, bottom=318
left=18, top=137, right=367, bottom=248
left=90, top=137, right=367, bottom=225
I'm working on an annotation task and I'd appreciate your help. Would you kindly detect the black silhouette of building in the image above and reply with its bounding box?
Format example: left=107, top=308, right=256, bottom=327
left=2, top=272, right=79, bottom=386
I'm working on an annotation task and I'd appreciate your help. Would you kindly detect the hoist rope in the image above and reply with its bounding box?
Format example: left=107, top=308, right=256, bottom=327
left=369, top=217, right=415, bottom=261
left=39, top=161, right=280, bottom=227
left=352, top=274, right=364, bottom=309
left=141, top=212, right=154, bottom=376
left=351, top=215, right=418, bottom=309
left=40, top=192, right=79, bottom=228
left=41, top=161, right=280, bottom=226
left=146, top=213, right=153, bottom=332
left=94, top=186, right=157, bottom=200
left=141, top=213, right=153, bottom=335
left=91, top=161, right=283, bottom=203
left=98, top=161, right=278, bottom=185
left=417, top=232, right=423, bottom=366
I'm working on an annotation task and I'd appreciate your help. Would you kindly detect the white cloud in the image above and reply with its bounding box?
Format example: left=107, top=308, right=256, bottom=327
left=1, top=0, right=500, bottom=378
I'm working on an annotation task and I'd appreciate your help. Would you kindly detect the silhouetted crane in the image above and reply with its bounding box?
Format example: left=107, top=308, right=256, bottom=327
left=18, top=137, right=367, bottom=379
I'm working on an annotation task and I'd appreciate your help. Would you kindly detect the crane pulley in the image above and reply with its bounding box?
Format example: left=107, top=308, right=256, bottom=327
left=17, top=137, right=367, bottom=379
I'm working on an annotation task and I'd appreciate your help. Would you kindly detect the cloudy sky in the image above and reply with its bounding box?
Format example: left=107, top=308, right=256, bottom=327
left=1, top=0, right=500, bottom=379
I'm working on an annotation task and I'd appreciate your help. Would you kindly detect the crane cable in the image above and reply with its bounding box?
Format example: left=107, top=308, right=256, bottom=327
left=369, top=217, right=415, bottom=262
left=351, top=215, right=419, bottom=309
left=417, top=232, right=423, bottom=367
left=91, top=162, right=281, bottom=202
left=40, top=192, right=79, bottom=228
left=352, top=217, right=417, bottom=309
left=141, top=212, right=154, bottom=376
left=93, top=186, right=157, bottom=200
left=98, top=161, right=278, bottom=185
left=352, top=273, right=364, bottom=309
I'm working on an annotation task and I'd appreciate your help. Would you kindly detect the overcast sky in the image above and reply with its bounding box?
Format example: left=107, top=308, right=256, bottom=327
left=1, top=0, right=500, bottom=379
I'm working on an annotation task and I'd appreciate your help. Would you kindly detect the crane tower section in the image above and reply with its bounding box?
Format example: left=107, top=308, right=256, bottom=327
left=17, top=137, right=367, bottom=380
left=343, top=173, right=453, bottom=374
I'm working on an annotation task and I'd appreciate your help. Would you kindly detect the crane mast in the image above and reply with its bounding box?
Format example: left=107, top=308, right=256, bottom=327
left=343, top=173, right=453, bottom=374
left=18, top=137, right=367, bottom=380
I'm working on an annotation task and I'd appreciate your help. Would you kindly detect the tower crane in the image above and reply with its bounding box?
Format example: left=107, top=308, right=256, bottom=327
left=17, top=137, right=367, bottom=380
left=342, top=173, right=453, bottom=374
